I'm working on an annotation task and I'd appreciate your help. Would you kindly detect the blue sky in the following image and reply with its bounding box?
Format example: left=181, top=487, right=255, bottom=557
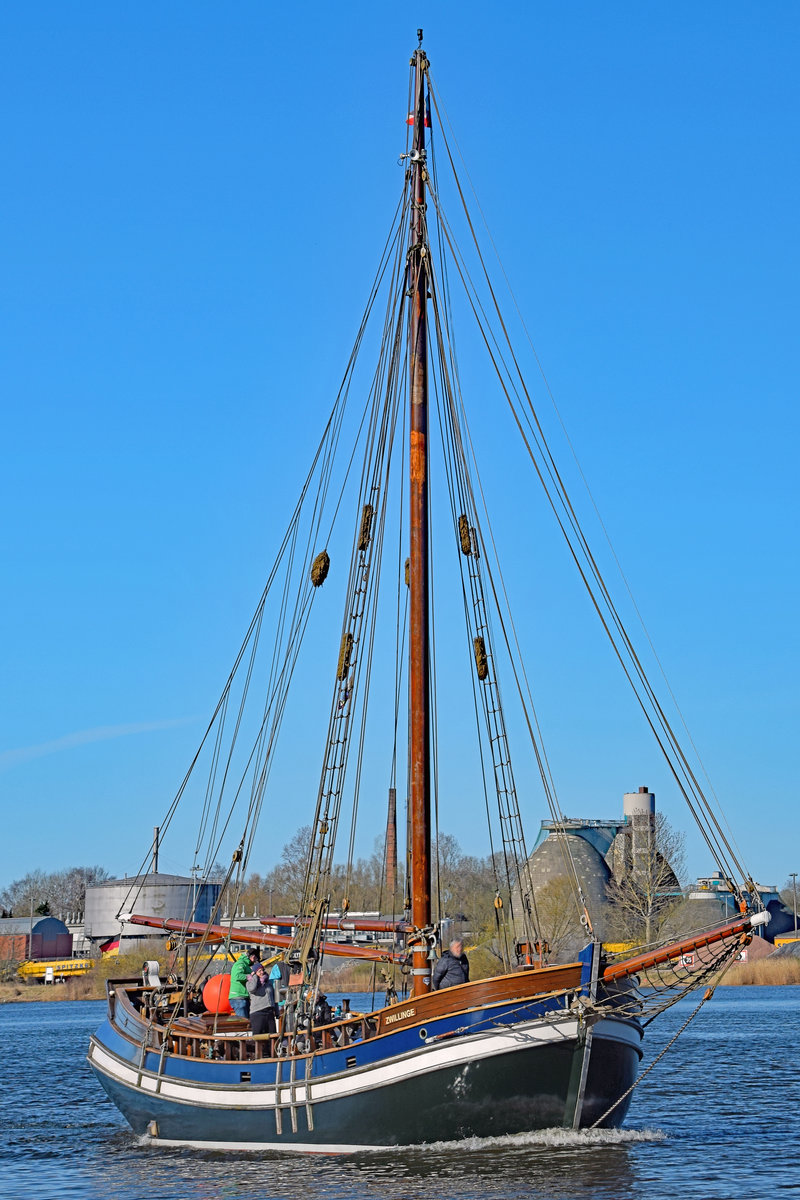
left=1, top=3, right=797, bottom=895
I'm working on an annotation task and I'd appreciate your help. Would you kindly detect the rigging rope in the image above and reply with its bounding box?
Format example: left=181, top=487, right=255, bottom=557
left=586, top=933, right=746, bottom=1129
left=428, top=70, right=755, bottom=892
left=423, top=187, right=588, bottom=943
left=422, top=73, right=752, bottom=897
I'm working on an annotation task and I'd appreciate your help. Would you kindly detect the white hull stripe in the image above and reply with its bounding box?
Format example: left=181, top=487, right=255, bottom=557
left=140, top=1135, right=400, bottom=1153
left=90, top=1014, right=581, bottom=1109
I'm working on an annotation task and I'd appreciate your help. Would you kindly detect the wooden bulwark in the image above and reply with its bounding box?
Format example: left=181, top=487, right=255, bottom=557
left=112, top=962, right=583, bottom=1066
left=376, top=964, right=582, bottom=1032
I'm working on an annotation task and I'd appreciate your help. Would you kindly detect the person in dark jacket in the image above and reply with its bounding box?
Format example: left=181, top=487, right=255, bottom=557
left=246, top=962, right=277, bottom=1035
left=431, top=939, right=469, bottom=990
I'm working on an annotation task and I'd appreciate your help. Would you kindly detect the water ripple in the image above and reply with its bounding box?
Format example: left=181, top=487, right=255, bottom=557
left=0, top=990, right=798, bottom=1200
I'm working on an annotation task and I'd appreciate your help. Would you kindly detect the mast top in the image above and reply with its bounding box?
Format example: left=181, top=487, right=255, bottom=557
left=417, top=27, right=423, bottom=46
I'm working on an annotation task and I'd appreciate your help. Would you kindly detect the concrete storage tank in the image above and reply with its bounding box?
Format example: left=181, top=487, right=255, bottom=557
left=526, top=832, right=612, bottom=918
left=84, top=874, right=221, bottom=950
left=512, top=832, right=614, bottom=959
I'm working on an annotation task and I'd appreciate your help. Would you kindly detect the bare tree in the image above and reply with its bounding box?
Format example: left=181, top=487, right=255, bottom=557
left=780, top=876, right=799, bottom=928
left=431, top=833, right=505, bottom=939
left=433, top=833, right=463, bottom=916
left=605, top=813, right=685, bottom=945
left=276, top=825, right=313, bottom=909
left=455, top=853, right=500, bottom=939
left=0, top=865, right=109, bottom=918
left=237, top=827, right=314, bottom=915
left=236, top=827, right=499, bottom=932
left=530, top=876, right=586, bottom=962
left=0, top=868, right=49, bottom=915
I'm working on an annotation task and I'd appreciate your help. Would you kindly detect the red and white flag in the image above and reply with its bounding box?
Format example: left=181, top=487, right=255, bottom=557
left=406, top=96, right=432, bottom=127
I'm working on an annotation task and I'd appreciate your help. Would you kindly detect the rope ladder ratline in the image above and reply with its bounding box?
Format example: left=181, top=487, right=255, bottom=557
left=423, top=180, right=602, bottom=929
left=291, top=236, right=412, bottom=987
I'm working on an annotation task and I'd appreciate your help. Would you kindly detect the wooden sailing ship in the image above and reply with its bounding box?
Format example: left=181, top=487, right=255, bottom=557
left=88, top=35, right=768, bottom=1150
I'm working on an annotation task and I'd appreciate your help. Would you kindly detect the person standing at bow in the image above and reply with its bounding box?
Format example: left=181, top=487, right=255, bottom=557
left=431, top=939, right=469, bottom=990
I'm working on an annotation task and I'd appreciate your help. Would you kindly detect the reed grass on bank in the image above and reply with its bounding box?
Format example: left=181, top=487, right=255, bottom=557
left=0, top=976, right=102, bottom=1003
left=3, top=948, right=799, bottom=1002
left=719, top=957, right=800, bottom=985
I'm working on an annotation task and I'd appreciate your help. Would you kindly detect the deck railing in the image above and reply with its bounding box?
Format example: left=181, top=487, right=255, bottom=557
left=160, top=1011, right=378, bottom=1062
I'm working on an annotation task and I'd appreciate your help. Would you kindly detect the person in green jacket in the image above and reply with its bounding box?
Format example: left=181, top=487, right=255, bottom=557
left=229, top=948, right=259, bottom=1019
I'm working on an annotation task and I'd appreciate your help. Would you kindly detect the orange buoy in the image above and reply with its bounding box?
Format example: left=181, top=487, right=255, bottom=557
left=202, top=972, right=233, bottom=1014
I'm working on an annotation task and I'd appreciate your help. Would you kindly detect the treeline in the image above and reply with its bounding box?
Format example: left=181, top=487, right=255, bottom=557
left=0, top=866, right=110, bottom=919
left=227, top=827, right=503, bottom=940
left=7, top=829, right=793, bottom=960
left=0, top=830, right=503, bottom=937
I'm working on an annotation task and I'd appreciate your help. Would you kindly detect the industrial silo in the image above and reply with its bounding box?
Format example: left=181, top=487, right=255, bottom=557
left=84, top=873, right=220, bottom=952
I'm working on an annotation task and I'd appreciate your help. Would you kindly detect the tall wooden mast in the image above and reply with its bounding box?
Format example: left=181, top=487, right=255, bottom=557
left=408, top=35, right=432, bottom=997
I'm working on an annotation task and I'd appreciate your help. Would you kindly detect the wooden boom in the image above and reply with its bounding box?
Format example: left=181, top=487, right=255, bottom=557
left=127, top=913, right=406, bottom=963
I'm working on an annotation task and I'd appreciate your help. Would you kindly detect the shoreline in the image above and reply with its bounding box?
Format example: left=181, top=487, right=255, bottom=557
left=3, top=973, right=800, bottom=1006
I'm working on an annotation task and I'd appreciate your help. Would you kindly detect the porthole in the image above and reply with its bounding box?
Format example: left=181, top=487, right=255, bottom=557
left=419, top=1028, right=427, bottom=1040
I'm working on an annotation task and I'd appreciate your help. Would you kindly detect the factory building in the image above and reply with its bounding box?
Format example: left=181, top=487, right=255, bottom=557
left=0, top=915, right=73, bottom=963
left=687, top=871, right=788, bottom=942
left=524, top=786, right=792, bottom=954
left=523, top=787, right=680, bottom=952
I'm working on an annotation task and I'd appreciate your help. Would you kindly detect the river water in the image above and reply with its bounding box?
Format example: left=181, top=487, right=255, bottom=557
left=1, top=988, right=798, bottom=1200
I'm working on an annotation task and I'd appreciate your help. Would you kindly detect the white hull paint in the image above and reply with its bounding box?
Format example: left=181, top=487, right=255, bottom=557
left=89, top=1012, right=583, bottom=1111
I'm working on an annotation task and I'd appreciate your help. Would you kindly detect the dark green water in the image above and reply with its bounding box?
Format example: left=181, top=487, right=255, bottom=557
left=1, top=988, right=798, bottom=1199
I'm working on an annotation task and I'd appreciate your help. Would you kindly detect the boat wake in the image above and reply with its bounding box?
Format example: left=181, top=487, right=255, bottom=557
left=133, top=1126, right=666, bottom=1157
left=368, top=1127, right=666, bottom=1154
